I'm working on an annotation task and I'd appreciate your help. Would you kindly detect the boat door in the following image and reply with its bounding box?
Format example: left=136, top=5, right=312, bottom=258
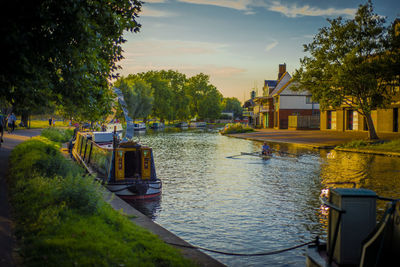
left=141, top=149, right=151, bottom=179
left=115, top=149, right=125, bottom=181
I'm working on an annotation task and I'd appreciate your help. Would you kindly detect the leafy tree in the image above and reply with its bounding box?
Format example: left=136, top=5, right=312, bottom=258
left=293, top=1, right=398, bottom=139
left=185, top=73, right=222, bottom=120
left=138, top=71, right=172, bottom=122
left=1, top=0, right=141, bottom=125
left=159, top=70, right=190, bottom=121
left=222, top=97, right=243, bottom=118
left=114, top=76, right=153, bottom=121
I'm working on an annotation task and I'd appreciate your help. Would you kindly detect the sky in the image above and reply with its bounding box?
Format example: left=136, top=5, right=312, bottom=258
left=119, top=0, right=399, bottom=102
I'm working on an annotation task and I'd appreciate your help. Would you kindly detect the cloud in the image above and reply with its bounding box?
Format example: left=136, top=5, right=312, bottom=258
left=122, top=39, right=227, bottom=59
left=265, top=39, right=278, bottom=52
left=266, top=1, right=356, bottom=18
left=143, top=0, right=167, bottom=3
left=177, top=0, right=253, bottom=12
left=140, top=6, right=175, bottom=17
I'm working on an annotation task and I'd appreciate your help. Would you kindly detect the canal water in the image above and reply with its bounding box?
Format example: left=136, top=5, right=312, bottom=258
left=130, top=129, right=400, bottom=267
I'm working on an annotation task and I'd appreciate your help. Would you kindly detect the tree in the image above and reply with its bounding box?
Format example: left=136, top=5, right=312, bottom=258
left=222, top=97, right=243, bottom=118
left=115, top=76, right=153, bottom=121
left=293, top=1, right=398, bottom=139
left=139, top=71, right=172, bottom=122
left=1, top=0, right=141, bottom=125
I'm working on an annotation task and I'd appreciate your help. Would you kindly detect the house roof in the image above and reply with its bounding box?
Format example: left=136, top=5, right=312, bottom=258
left=270, top=72, right=292, bottom=96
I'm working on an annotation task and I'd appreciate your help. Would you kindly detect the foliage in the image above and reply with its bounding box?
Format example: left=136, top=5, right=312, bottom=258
left=293, top=1, right=399, bottom=140
left=114, top=76, right=153, bottom=120
left=8, top=137, right=193, bottom=266
left=220, top=123, right=254, bottom=134
left=185, top=73, right=223, bottom=120
left=1, top=0, right=142, bottom=123
left=114, top=70, right=223, bottom=121
left=338, top=139, right=400, bottom=152
left=222, top=97, right=243, bottom=118
left=41, top=127, right=74, bottom=143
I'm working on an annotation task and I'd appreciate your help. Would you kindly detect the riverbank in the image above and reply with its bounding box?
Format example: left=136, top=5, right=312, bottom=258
left=0, top=129, right=224, bottom=266
left=225, top=128, right=400, bottom=155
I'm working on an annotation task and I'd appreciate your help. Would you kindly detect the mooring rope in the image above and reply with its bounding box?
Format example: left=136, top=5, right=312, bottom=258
left=166, top=238, right=317, bottom=256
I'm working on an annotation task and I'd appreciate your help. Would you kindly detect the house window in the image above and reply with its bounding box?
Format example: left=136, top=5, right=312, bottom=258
left=347, top=110, right=353, bottom=130
left=327, top=111, right=332, bottom=129
left=306, top=96, right=318, bottom=104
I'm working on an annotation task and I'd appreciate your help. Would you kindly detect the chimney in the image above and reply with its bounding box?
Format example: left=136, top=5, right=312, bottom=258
left=278, top=63, right=286, bottom=80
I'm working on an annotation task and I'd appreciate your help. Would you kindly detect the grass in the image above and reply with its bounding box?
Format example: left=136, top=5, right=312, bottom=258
left=220, top=123, right=254, bottom=134
left=337, top=139, right=400, bottom=153
left=41, top=127, right=74, bottom=143
left=16, top=119, right=69, bottom=129
left=8, top=137, right=194, bottom=266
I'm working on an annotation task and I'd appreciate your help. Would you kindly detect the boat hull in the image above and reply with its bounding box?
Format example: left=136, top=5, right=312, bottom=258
left=106, top=179, right=162, bottom=200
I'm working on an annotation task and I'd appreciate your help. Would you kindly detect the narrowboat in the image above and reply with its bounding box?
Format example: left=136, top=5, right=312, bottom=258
left=175, top=122, right=188, bottom=128
left=189, top=121, right=207, bottom=128
left=150, top=122, right=165, bottom=129
left=71, top=131, right=161, bottom=200
left=133, top=122, right=146, bottom=131
left=306, top=188, right=399, bottom=267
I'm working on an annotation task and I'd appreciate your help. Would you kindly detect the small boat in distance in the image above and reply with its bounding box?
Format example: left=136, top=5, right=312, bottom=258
left=150, top=122, right=165, bottom=129
left=240, top=151, right=271, bottom=159
left=175, top=122, right=188, bottom=128
left=133, top=122, right=146, bottom=131
left=189, top=121, right=207, bottom=128
left=71, top=130, right=161, bottom=200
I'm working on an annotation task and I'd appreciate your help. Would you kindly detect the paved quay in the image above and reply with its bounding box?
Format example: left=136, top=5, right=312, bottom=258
left=226, top=128, right=400, bottom=149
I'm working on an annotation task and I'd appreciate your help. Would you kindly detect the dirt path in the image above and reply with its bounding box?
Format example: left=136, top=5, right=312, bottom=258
left=0, top=129, right=42, bottom=266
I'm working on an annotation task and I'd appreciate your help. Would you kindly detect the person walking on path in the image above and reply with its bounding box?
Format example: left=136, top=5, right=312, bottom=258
left=7, top=113, right=16, bottom=134
left=0, top=113, right=5, bottom=145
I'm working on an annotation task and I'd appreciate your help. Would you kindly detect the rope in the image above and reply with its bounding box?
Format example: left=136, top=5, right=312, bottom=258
left=166, top=238, right=317, bottom=256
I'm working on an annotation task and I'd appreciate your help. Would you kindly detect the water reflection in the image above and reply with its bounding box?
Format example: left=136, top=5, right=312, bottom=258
left=125, top=130, right=400, bottom=267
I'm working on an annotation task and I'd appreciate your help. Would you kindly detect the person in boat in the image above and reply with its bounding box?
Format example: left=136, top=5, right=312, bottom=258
left=262, top=142, right=272, bottom=156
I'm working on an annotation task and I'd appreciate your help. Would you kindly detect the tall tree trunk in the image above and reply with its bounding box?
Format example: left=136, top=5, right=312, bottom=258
left=365, top=113, right=379, bottom=140
left=21, top=111, right=29, bottom=128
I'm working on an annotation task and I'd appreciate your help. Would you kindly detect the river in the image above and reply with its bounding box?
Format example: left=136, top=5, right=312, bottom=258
left=129, top=129, right=400, bottom=266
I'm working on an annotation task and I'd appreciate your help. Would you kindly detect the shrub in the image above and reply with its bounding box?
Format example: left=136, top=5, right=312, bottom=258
left=41, top=127, right=74, bottom=143
left=8, top=137, right=193, bottom=266
left=220, top=123, right=254, bottom=134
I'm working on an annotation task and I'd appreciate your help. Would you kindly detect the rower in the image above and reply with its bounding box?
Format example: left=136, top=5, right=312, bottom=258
left=262, top=142, right=272, bottom=156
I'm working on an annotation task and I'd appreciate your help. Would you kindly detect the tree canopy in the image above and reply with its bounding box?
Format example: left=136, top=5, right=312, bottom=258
left=114, top=70, right=223, bottom=122
left=222, top=97, right=243, bottom=118
left=293, top=1, right=399, bottom=139
left=1, top=0, right=142, bottom=123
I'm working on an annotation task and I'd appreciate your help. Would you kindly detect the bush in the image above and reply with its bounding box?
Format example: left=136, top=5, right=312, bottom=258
left=220, top=123, right=254, bottom=134
left=41, top=127, right=74, bottom=143
left=8, top=137, right=193, bottom=266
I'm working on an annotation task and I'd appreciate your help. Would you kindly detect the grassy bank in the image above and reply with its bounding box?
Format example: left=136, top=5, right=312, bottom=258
left=337, top=139, right=400, bottom=153
left=8, top=135, right=193, bottom=266
left=220, top=123, right=254, bottom=134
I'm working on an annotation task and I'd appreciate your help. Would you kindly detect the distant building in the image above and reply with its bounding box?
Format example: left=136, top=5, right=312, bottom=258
left=251, top=64, right=319, bottom=129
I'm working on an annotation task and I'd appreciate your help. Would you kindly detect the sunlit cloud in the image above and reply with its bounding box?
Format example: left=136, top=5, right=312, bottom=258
left=177, top=0, right=253, bottom=12
left=122, top=39, right=227, bottom=58
left=266, top=1, right=356, bottom=18
left=141, top=6, right=175, bottom=17
left=265, top=39, right=278, bottom=52
left=120, top=63, right=246, bottom=78
left=143, top=0, right=167, bottom=3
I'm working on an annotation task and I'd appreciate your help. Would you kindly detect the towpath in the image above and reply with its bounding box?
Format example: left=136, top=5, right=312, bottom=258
left=226, top=128, right=400, bottom=149
left=0, top=129, right=42, bottom=266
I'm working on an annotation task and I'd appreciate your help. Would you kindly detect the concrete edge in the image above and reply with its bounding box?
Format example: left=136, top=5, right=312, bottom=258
left=103, top=192, right=226, bottom=267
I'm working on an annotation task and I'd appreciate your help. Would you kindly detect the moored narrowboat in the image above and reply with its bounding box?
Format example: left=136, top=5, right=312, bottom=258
left=71, top=131, right=161, bottom=200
